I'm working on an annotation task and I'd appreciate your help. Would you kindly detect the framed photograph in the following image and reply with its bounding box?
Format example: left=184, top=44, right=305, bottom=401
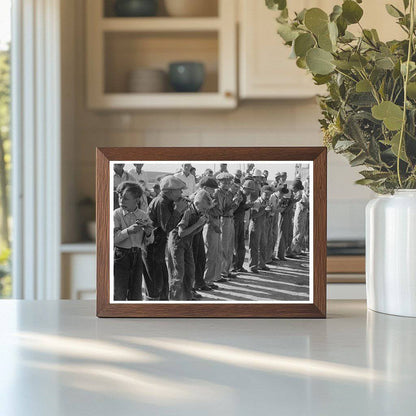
left=96, top=147, right=327, bottom=318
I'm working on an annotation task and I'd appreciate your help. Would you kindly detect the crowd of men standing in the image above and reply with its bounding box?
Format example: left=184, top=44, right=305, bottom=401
left=113, top=163, right=310, bottom=301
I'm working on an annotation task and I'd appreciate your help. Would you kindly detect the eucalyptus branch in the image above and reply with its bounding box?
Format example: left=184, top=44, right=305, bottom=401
left=397, top=0, right=415, bottom=187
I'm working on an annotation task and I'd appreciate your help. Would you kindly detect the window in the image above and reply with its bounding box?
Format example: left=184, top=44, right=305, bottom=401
left=0, top=0, right=11, bottom=298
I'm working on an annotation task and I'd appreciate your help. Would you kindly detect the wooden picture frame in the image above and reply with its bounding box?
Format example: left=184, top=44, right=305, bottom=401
left=96, top=147, right=327, bottom=318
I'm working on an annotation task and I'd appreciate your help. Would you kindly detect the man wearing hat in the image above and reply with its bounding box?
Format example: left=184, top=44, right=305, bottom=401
left=190, top=176, right=218, bottom=292
left=215, top=172, right=241, bottom=279
left=167, top=190, right=210, bottom=300
left=252, top=169, right=264, bottom=198
left=272, top=172, right=282, bottom=189
left=267, top=184, right=289, bottom=263
left=249, top=185, right=274, bottom=273
left=277, top=180, right=303, bottom=260
left=174, top=163, right=196, bottom=197
left=200, top=176, right=224, bottom=288
left=232, top=180, right=255, bottom=272
left=234, top=169, right=243, bottom=182
left=142, top=175, right=188, bottom=300
left=214, top=163, right=229, bottom=179
left=292, top=177, right=309, bottom=255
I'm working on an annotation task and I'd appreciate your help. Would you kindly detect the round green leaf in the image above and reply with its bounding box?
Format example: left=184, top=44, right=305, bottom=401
left=294, top=33, right=315, bottom=57
left=306, top=47, right=335, bottom=75
left=318, top=31, right=333, bottom=52
left=277, top=23, right=299, bottom=42
left=371, top=101, right=404, bottom=130
left=317, top=22, right=338, bottom=52
left=375, top=57, right=395, bottom=70
left=304, top=8, right=329, bottom=35
left=342, top=0, right=363, bottom=24
left=333, top=59, right=353, bottom=70
left=356, top=79, right=372, bottom=92
left=407, top=82, right=416, bottom=99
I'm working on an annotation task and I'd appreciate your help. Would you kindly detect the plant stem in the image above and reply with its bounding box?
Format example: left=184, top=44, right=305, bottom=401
left=334, top=68, right=357, bottom=83
left=397, top=0, right=415, bottom=188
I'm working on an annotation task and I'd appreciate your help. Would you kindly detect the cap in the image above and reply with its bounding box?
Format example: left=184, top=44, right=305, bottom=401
left=276, top=185, right=289, bottom=194
left=275, top=172, right=282, bottom=178
left=216, top=172, right=234, bottom=181
left=160, top=175, right=187, bottom=191
left=199, top=176, right=219, bottom=189
left=242, top=179, right=256, bottom=191
left=293, top=179, right=304, bottom=191
left=253, top=169, right=263, bottom=177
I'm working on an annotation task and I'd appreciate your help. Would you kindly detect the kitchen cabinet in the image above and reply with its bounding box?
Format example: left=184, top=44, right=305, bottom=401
left=86, top=0, right=237, bottom=109
left=61, top=244, right=96, bottom=300
left=238, top=0, right=405, bottom=99
left=239, top=0, right=323, bottom=99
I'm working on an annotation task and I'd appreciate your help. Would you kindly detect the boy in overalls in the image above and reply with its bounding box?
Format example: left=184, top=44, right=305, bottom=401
left=143, top=175, right=188, bottom=300
left=167, top=190, right=211, bottom=300
left=216, top=172, right=241, bottom=279
left=193, top=177, right=218, bottom=292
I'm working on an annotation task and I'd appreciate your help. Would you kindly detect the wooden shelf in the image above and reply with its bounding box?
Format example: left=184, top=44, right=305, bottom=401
left=86, top=0, right=237, bottom=110
left=89, top=92, right=235, bottom=110
left=100, top=17, right=221, bottom=32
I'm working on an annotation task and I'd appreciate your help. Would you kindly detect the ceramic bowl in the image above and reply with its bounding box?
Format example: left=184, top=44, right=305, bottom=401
left=114, top=0, right=158, bottom=17
left=127, top=68, right=167, bottom=93
left=168, top=62, right=205, bottom=93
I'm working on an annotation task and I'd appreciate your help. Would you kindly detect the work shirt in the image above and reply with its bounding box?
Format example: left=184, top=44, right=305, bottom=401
left=214, top=188, right=239, bottom=217
left=270, top=193, right=287, bottom=215
left=170, top=203, right=201, bottom=246
left=128, top=169, right=149, bottom=188
left=174, top=172, right=196, bottom=197
left=250, top=197, right=268, bottom=221
left=113, top=170, right=134, bottom=190
left=233, top=192, right=249, bottom=220
left=113, top=207, right=154, bottom=249
left=148, top=193, right=184, bottom=241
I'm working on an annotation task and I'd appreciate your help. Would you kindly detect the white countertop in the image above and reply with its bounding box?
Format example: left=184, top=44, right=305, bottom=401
left=0, top=300, right=415, bottom=415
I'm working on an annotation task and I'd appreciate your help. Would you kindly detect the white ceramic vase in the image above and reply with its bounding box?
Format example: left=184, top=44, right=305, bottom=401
left=366, top=190, right=416, bottom=317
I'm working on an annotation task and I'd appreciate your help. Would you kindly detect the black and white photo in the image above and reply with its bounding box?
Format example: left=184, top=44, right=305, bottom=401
left=110, top=161, right=312, bottom=303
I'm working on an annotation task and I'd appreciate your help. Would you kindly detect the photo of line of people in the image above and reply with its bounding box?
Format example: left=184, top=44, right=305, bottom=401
left=111, top=161, right=311, bottom=302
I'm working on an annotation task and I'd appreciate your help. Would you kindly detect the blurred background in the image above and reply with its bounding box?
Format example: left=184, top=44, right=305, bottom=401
left=1, top=0, right=405, bottom=300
